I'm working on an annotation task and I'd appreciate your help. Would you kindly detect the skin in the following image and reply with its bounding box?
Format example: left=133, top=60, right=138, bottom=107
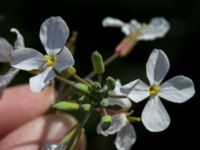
left=0, top=85, right=86, bottom=150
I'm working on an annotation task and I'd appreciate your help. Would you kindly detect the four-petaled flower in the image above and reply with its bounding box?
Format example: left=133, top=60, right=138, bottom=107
left=120, top=49, right=195, bottom=132
left=97, top=113, right=136, bottom=150
left=11, top=16, right=75, bottom=92
left=96, top=80, right=136, bottom=150
left=102, top=17, right=170, bottom=41
left=0, top=28, right=24, bottom=98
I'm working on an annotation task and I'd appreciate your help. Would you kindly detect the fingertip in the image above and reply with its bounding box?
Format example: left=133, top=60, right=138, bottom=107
left=0, top=84, right=56, bottom=138
left=0, top=113, right=86, bottom=150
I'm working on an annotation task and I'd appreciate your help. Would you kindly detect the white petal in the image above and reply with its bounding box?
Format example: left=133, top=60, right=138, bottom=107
left=0, top=68, right=19, bottom=98
left=108, top=80, right=123, bottom=95
left=11, top=48, right=44, bottom=71
left=40, top=16, right=69, bottom=55
left=54, top=46, right=75, bottom=72
left=159, top=75, right=195, bottom=103
left=121, top=79, right=149, bottom=103
left=29, top=68, right=55, bottom=93
left=121, top=19, right=141, bottom=35
left=108, top=80, right=132, bottom=110
left=142, top=96, right=170, bottom=132
left=139, top=17, right=170, bottom=41
left=108, top=97, right=132, bottom=110
left=97, top=114, right=127, bottom=136
left=0, top=38, right=13, bottom=62
left=0, top=68, right=19, bottom=87
left=115, top=123, right=136, bottom=150
left=10, top=28, right=25, bottom=49
left=102, top=17, right=125, bottom=27
left=146, top=49, right=170, bottom=85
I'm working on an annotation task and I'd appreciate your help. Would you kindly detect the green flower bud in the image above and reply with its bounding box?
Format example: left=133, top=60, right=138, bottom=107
left=81, top=104, right=92, bottom=111
left=106, top=76, right=116, bottom=90
left=101, top=115, right=112, bottom=131
left=75, top=83, right=90, bottom=94
left=100, top=98, right=109, bottom=107
left=91, top=50, right=105, bottom=74
left=61, top=66, right=76, bottom=78
left=53, top=101, right=79, bottom=111
left=91, top=81, right=101, bottom=90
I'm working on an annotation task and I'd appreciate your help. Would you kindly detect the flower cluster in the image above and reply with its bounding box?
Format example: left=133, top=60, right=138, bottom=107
left=0, top=16, right=195, bottom=150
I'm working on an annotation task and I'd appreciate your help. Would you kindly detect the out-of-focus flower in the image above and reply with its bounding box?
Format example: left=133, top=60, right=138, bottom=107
left=102, top=17, right=170, bottom=57
left=102, top=17, right=170, bottom=40
left=0, top=28, right=24, bottom=98
left=120, top=49, right=195, bottom=132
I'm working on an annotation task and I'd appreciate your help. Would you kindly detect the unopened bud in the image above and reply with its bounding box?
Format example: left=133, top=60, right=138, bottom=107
left=81, top=104, right=92, bottom=111
left=100, top=98, right=109, bottom=107
left=115, top=33, right=138, bottom=57
left=106, top=76, right=116, bottom=90
left=101, top=115, right=112, bottom=131
left=91, top=81, right=101, bottom=90
left=91, top=50, right=105, bottom=74
left=61, top=66, right=76, bottom=78
left=53, top=101, right=79, bottom=111
left=75, top=83, right=90, bottom=94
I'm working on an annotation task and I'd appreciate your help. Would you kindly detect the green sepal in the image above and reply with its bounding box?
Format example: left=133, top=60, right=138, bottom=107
left=53, top=101, right=79, bottom=111
left=91, top=50, right=105, bottom=74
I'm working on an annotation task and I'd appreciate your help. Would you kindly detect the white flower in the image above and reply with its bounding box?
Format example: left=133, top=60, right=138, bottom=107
left=0, top=28, right=24, bottom=98
left=11, top=16, right=75, bottom=93
left=97, top=113, right=136, bottom=150
left=120, top=49, right=195, bottom=132
left=41, top=144, right=67, bottom=150
left=102, top=17, right=170, bottom=41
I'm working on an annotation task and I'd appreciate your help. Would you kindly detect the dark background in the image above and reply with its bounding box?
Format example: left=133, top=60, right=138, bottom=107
left=0, top=0, right=199, bottom=149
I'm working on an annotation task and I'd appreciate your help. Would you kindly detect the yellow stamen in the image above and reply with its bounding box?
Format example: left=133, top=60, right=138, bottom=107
left=149, top=85, right=160, bottom=96
left=44, top=55, right=55, bottom=67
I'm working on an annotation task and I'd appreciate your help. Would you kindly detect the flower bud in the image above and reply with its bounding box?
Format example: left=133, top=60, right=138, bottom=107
left=115, top=34, right=138, bottom=57
left=100, top=98, right=109, bottom=107
left=81, top=103, right=92, bottom=111
left=61, top=66, right=76, bottom=78
left=75, top=83, right=90, bottom=94
left=53, top=101, right=79, bottom=111
left=91, top=50, right=105, bottom=74
left=106, top=76, right=116, bottom=90
left=101, top=115, right=112, bottom=131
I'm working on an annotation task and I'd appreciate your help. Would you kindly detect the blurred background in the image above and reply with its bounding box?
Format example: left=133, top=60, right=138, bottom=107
left=0, top=0, right=199, bottom=149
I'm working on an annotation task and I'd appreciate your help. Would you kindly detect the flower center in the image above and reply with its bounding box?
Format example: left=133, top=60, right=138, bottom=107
left=149, top=85, right=160, bottom=96
left=44, top=55, right=56, bottom=67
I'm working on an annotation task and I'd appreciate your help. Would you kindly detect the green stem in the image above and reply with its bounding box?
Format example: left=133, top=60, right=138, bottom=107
left=97, top=74, right=102, bottom=85
left=61, top=109, right=93, bottom=149
left=72, top=74, right=90, bottom=86
left=56, top=75, right=76, bottom=87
